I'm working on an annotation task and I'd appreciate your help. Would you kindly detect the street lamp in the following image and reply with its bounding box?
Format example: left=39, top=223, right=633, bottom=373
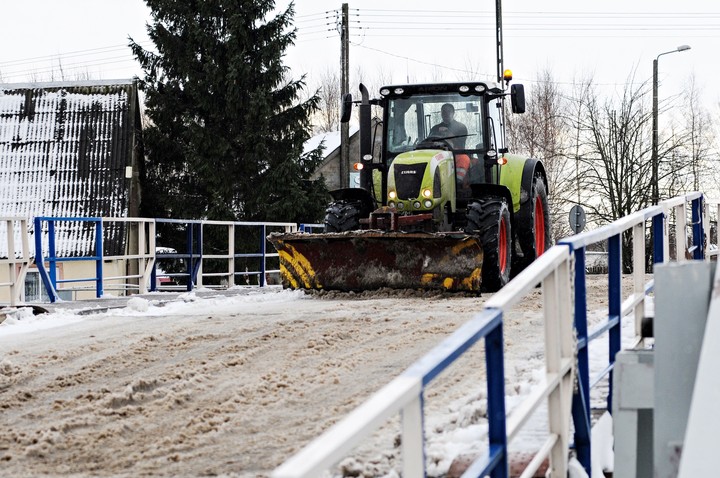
left=652, top=44, right=691, bottom=205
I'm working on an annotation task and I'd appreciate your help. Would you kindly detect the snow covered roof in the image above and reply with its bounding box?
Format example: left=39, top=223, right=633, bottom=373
left=304, top=125, right=359, bottom=158
left=0, top=80, right=141, bottom=257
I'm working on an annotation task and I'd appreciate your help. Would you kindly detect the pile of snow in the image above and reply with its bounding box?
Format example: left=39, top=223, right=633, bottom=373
left=0, top=288, right=305, bottom=338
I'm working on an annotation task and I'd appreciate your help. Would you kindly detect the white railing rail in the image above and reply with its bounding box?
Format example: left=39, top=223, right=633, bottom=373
left=194, top=220, right=297, bottom=289
left=101, top=217, right=157, bottom=294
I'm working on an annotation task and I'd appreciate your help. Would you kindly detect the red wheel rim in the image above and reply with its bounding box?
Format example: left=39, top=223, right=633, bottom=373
left=534, top=194, right=546, bottom=256
left=499, top=216, right=508, bottom=273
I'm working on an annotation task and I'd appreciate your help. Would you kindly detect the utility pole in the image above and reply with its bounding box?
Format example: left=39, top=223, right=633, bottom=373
left=340, top=3, right=350, bottom=188
left=495, top=0, right=503, bottom=84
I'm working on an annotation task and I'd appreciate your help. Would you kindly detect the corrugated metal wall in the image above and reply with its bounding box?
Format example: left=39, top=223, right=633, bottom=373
left=0, top=81, right=139, bottom=257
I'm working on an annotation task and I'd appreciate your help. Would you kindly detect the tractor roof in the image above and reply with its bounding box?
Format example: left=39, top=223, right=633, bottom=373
left=378, top=82, right=494, bottom=98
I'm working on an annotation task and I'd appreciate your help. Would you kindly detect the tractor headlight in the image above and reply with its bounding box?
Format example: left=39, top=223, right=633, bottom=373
left=422, top=188, right=432, bottom=198
left=389, top=190, right=397, bottom=200
left=424, top=199, right=433, bottom=208
left=413, top=201, right=421, bottom=209
left=397, top=202, right=405, bottom=210
left=388, top=201, right=395, bottom=208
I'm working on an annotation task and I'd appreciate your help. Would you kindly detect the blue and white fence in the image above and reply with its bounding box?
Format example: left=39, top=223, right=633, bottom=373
left=272, top=192, right=708, bottom=478
left=19, top=217, right=300, bottom=303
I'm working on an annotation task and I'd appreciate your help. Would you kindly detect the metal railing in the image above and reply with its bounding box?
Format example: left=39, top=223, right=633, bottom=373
left=559, top=192, right=703, bottom=474
left=272, top=192, right=707, bottom=477
left=0, top=217, right=31, bottom=306
left=32, top=217, right=297, bottom=302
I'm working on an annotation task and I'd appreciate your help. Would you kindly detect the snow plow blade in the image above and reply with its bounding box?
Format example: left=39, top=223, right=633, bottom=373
left=267, top=231, right=484, bottom=292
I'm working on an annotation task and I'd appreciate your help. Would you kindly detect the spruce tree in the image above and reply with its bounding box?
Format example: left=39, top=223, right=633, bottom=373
left=130, top=0, right=328, bottom=223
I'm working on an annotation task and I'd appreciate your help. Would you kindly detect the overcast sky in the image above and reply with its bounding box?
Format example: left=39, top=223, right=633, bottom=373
left=0, top=0, right=717, bottom=106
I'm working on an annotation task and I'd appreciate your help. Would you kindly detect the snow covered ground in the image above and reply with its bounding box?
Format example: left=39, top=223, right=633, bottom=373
left=0, top=277, right=638, bottom=477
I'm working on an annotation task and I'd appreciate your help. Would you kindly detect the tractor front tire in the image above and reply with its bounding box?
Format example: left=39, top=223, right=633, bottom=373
left=324, top=200, right=362, bottom=233
left=465, top=198, right=512, bottom=292
left=515, top=173, right=551, bottom=273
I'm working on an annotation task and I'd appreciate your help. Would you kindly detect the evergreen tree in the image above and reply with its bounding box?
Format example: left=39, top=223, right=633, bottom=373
left=130, top=0, right=328, bottom=223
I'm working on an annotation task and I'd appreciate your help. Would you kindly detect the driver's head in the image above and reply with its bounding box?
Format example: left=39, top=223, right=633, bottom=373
left=441, top=103, right=455, bottom=123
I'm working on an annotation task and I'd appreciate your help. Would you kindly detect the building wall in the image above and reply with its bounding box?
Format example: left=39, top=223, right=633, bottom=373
left=312, top=125, right=383, bottom=191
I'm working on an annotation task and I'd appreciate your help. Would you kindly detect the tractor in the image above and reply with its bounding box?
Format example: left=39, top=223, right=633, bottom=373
left=268, top=75, right=550, bottom=292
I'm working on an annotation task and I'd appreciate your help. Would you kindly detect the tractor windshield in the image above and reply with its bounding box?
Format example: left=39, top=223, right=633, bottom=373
left=386, top=93, right=485, bottom=155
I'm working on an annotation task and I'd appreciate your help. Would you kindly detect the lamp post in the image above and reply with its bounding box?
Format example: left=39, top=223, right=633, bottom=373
left=652, top=44, right=691, bottom=205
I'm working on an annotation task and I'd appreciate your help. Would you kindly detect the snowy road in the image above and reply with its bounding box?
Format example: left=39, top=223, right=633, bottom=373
left=0, top=278, right=622, bottom=477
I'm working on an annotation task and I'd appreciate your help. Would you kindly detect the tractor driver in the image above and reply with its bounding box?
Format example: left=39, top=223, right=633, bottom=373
left=430, top=103, right=472, bottom=189
left=429, top=103, right=468, bottom=149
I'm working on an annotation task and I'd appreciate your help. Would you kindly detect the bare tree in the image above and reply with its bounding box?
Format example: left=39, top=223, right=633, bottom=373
left=679, top=74, right=716, bottom=194
left=574, top=76, right=656, bottom=223
left=506, top=68, right=574, bottom=241
left=315, top=67, right=341, bottom=133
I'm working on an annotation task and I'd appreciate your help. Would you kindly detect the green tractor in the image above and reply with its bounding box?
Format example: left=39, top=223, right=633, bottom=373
left=268, top=76, right=551, bottom=293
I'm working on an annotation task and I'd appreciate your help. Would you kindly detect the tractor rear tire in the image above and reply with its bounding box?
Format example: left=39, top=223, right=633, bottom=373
left=515, top=173, right=551, bottom=273
left=324, top=200, right=362, bottom=233
left=465, top=198, right=511, bottom=292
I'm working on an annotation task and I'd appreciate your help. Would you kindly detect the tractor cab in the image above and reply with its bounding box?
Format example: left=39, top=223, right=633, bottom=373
left=350, top=82, right=522, bottom=224
left=382, top=83, right=502, bottom=195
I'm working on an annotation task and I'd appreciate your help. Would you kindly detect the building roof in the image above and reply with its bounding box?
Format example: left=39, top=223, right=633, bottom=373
left=304, top=125, right=360, bottom=158
left=0, top=80, right=141, bottom=257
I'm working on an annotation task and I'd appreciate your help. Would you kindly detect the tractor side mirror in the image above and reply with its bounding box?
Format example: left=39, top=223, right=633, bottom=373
left=510, top=84, right=526, bottom=114
left=340, top=93, right=353, bottom=123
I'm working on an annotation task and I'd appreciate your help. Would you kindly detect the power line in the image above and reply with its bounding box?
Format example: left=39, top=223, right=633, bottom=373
left=0, top=42, right=153, bottom=68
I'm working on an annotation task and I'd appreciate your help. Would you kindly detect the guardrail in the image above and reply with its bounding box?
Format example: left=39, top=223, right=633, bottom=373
left=559, top=192, right=703, bottom=473
left=272, top=192, right=707, bottom=477
left=32, top=217, right=298, bottom=303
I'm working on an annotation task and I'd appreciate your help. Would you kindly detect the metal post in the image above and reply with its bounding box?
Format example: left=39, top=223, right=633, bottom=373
left=692, top=196, right=704, bottom=260
left=652, top=46, right=691, bottom=206
left=608, top=234, right=622, bottom=412
left=260, top=225, right=267, bottom=287
left=485, top=322, right=508, bottom=477
left=652, top=58, right=659, bottom=206
left=95, top=220, right=104, bottom=298
left=571, top=247, right=592, bottom=476
left=653, top=212, right=665, bottom=264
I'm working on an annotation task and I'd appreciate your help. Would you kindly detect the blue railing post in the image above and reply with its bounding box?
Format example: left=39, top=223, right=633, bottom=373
left=485, top=320, right=508, bottom=478
left=607, top=234, right=622, bottom=413
left=571, top=247, right=592, bottom=476
left=48, top=221, right=57, bottom=287
left=34, top=217, right=59, bottom=303
left=260, top=225, right=267, bottom=287
left=95, top=220, right=104, bottom=298
left=150, top=263, right=157, bottom=292
left=652, top=212, right=664, bottom=264
left=692, top=196, right=704, bottom=260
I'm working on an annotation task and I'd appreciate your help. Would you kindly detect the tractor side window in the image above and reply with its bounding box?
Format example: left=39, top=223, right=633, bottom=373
left=388, top=100, right=419, bottom=153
